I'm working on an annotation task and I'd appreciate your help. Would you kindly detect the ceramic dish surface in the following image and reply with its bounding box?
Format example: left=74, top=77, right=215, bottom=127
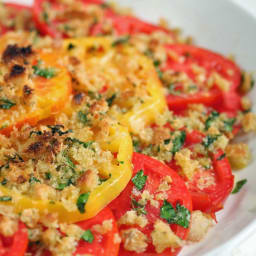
left=4, top=0, right=256, bottom=255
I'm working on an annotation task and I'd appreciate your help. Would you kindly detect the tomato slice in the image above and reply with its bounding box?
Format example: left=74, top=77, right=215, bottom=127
left=33, top=0, right=105, bottom=38
left=28, top=208, right=120, bottom=256
left=0, top=3, right=33, bottom=35
left=164, top=44, right=242, bottom=114
left=0, top=222, right=28, bottom=256
left=109, top=153, right=192, bottom=255
left=90, top=9, right=172, bottom=36
left=0, top=40, right=72, bottom=136
left=33, top=0, right=174, bottom=39
left=74, top=207, right=120, bottom=256
left=188, top=149, right=234, bottom=213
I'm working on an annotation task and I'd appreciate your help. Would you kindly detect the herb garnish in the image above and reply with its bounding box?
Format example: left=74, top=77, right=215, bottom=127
left=205, top=111, right=219, bottom=130
left=160, top=200, right=190, bottom=228
left=0, top=196, right=12, bottom=202
left=33, top=61, right=56, bottom=79
left=0, top=98, right=16, bottom=109
left=232, top=179, right=247, bottom=194
left=132, top=170, right=147, bottom=191
left=77, top=192, right=90, bottom=213
left=172, top=131, right=186, bottom=154
left=202, top=135, right=219, bottom=148
left=112, top=36, right=130, bottom=47
left=81, top=230, right=94, bottom=243
left=131, top=198, right=147, bottom=215
left=106, top=94, right=116, bottom=107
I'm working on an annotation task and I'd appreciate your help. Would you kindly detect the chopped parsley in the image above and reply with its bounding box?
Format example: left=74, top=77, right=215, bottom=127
left=65, top=137, right=94, bottom=150
left=81, top=230, right=94, bottom=243
left=29, top=176, right=41, bottom=184
left=47, top=125, right=72, bottom=136
left=33, top=62, right=56, bottom=79
left=77, top=111, right=90, bottom=125
left=160, top=200, right=190, bottom=228
left=67, top=43, right=75, bottom=51
left=223, top=118, right=236, bottom=132
left=42, top=11, right=49, bottom=24
left=77, top=192, right=90, bottom=213
left=45, top=172, right=52, bottom=180
left=131, top=198, right=147, bottom=215
left=1, top=178, right=7, bottom=185
left=217, top=153, right=226, bottom=161
left=202, top=135, right=219, bottom=148
left=133, top=140, right=141, bottom=153
left=0, top=196, right=12, bottom=202
left=132, top=170, right=147, bottom=191
left=112, top=36, right=130, bottom=47
left=0, top=98, right=16, bottom=109
left=172, top=131, right=186, bottom=154
left=232, top=179, right=247, bottom=194
left=205, top=111, right=219, bottom=130
left=106, top=94, right=116, bottom=107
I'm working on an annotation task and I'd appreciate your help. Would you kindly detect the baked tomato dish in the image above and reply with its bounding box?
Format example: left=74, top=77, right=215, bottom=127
left=0, top=1, right=254, bottom=255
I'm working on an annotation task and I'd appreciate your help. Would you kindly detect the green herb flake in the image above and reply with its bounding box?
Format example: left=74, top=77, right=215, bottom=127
left=0, top=196, right=12, bottom=202
left=42, top=11, right=49, bottom=24
left=112, top=36, right=130, bottom=47
left=47, top=125, right=72, bottom=136
left=232, top=179, right=247, bottom=194
left=132, top=140, right=141, bottom=153
left=131, top=198, right=147, bottom=215
left=29, top=176, right=41, bottom=184
left=65, top=137, right=94, bottom=149
left=217, top=153, right=226, bottom=161
left=160, top=200, right=190, bottom=228
left=33, top=62, right=56, bottom=79
left=78, top=111, right=89, bottom=125
left=223, top=118, right=236, bottom=132
left=172, top=131, right=186, bottom=154
left=67, top=43, right=75, bottom=51
left=132, top=170, right=147, bottom=191
left=202, top=135, right=219, bottom=148
left=45, top=172, right=52, bottom=180
left=77, top=192, right=90, bottom=213
left=205, top=111, right=219, bottom=130
left=106, top=94, right=116, bottom=107
left=81, top=230, right=94, bottom=243
left=0, top=98, right=16, bottom=109
left=1, top=178, right=7, bottom=185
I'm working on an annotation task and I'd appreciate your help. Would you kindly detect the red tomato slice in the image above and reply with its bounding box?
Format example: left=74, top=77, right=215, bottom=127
left=0, top=3, right=33, bottom=35
left=28, top=208, right=120, bottom=256
left=0, top=222, right=28, bottom=256
left=33, top=0, right=173, bottom=39
left=74, top=207, right=120, bottom=256
left=169, top=147, right=234, bottom=214
left=189, top=149, right=234, bottom=213
left=164, top=44, right=242, bottom=114
left=90, top=9, right=172, bottom=36
left=109, top=153, right=192, bottom=255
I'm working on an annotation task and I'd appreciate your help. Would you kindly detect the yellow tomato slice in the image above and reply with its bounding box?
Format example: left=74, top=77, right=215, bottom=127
left=0, top=123, right=132, bottom=223
left=63, top=37, right=167, bottom=134
left=0, top=36, right=72, bottom=135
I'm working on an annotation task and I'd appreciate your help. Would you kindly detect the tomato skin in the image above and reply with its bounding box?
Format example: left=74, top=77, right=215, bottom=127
left=33, top=0, right=57, bottom=38
left=188, top=149, right=234, bottom=213
left=0, top=222, right=28, bottom=256
left=74, top=207, right=120, bottom=256
left=110, top=153, right=192, bottom=255
left=166, top=88, right=222, bottom=112
left=164, top=44, right=242, bottom=113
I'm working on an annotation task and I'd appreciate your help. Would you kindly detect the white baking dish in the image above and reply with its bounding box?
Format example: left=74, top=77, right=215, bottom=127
left=7, top=0, right=256, bottom=255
